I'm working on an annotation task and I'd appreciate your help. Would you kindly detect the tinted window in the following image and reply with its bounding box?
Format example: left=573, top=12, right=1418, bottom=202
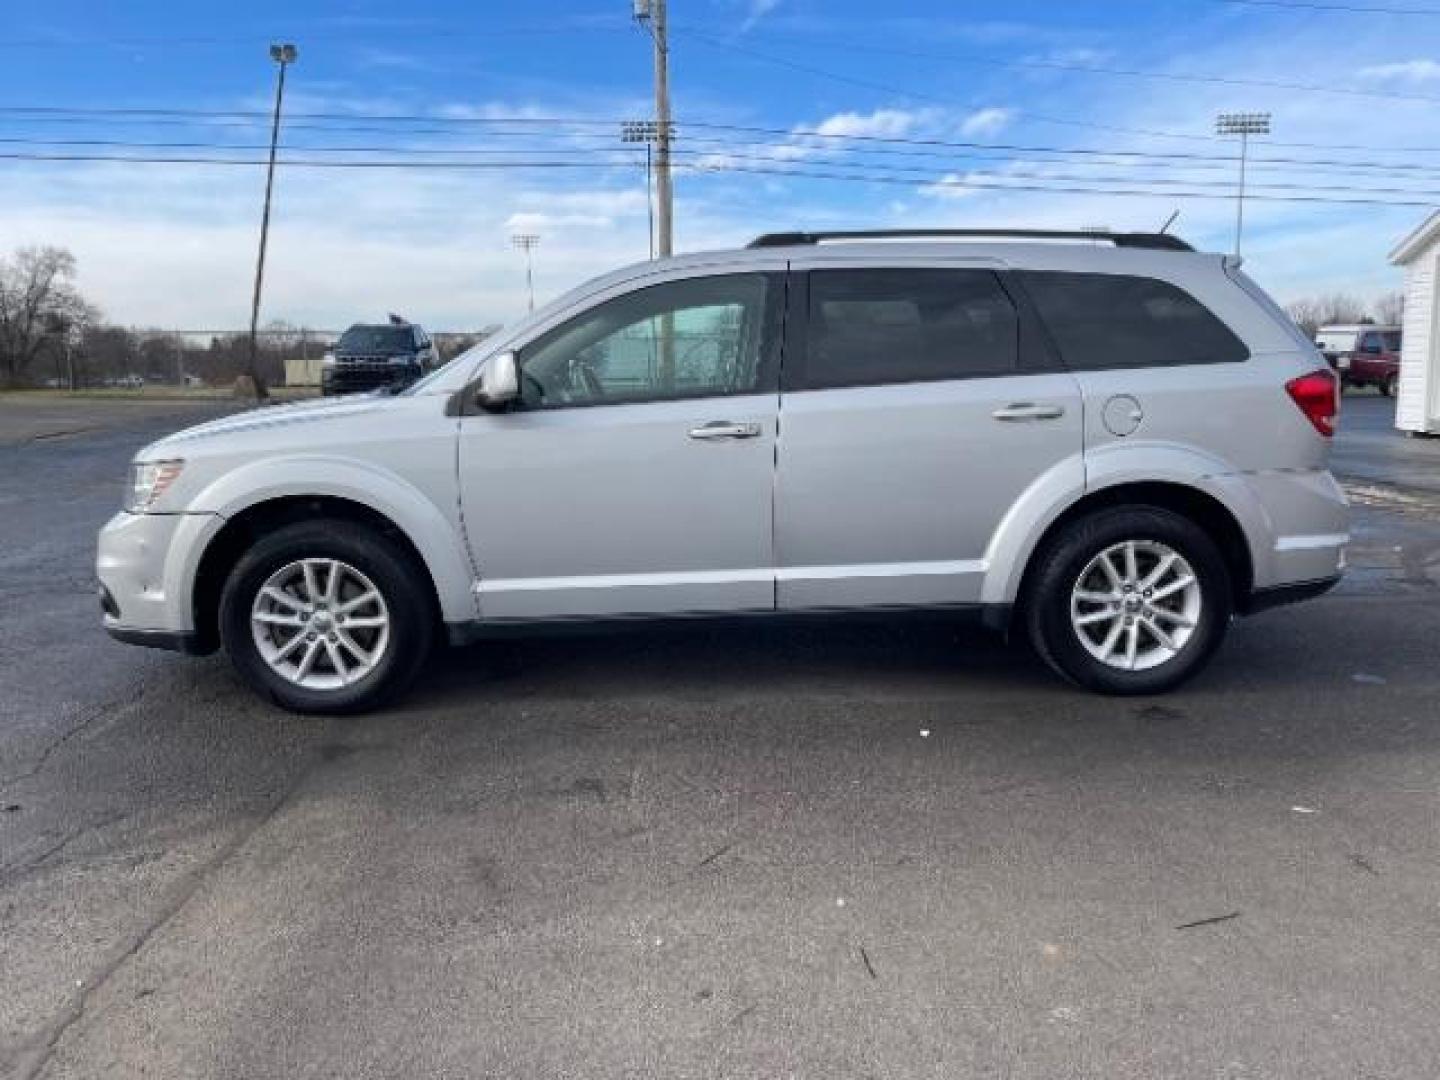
left=1021, top=271, right=1248, bottom=370
left=1383, top=331, right=1402, bottom=352
left=801, top=269, right=1019, bottom=390
left=519, top=274, right=770, bottom=408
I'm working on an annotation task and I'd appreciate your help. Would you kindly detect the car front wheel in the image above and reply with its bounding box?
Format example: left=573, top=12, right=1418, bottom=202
left=219, top=519, right=434, bottom=714
left=1024, top=507, right=1232, bottom=695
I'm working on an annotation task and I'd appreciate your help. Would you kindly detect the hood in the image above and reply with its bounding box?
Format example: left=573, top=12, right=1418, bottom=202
left=141, top=393, right=392, bottom=455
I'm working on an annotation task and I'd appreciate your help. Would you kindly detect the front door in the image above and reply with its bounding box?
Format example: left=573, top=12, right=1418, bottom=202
left=459, top=272, right=783, bottom=620
left=775, top=264, right=1083, bottom=609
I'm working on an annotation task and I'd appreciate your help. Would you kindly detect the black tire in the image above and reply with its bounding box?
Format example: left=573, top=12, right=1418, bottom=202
left=1380, top=373, right=1397, bottom=398
left=1023, top=506, right=1232, bottom=695
left=219, top=519, right=435, bottom=714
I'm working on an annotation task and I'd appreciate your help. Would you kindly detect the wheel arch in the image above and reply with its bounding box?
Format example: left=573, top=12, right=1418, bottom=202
left=1005, top=480, right=1255, bottom=632
left=189, top=492, right=468, bottom=652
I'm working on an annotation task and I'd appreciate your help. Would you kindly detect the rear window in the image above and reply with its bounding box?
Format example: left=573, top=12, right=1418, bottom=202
left=338, top=326, right=414, bottom=353
left=800, top=268, right=1019, bottom=390
left=1021, top=271, right=1248, bottom=370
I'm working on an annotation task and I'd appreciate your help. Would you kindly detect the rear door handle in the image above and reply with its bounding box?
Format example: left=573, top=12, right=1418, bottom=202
left=992, top=402, right=1065, bottom=422
left=688, top=420, right=762, bottom=440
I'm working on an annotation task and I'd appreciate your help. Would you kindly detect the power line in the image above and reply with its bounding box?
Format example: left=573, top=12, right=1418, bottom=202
left=11, top=102, right=1440, bottom=157
left=6, top=148, right=1440, bottom=208
left=677, top=25, right=1440, bottom=107
left=15, top=131, right=1440, bottom=181
left=8, top=105, right=1440, bottom=165
left=689, top=161, right=1440, bottom=208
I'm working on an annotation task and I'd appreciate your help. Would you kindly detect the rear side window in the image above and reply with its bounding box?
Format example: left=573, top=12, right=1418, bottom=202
left=800, top=268, right=1019, bottom=390
left=1020, top=271, right=1248, bottom=370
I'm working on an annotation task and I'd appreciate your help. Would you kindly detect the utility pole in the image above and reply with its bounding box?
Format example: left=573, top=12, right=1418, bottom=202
left=511, top=234, right=541, bottom=312
left=1216, top=112, right=1270, bottom=258
left=245, top=42, right=298, bottom=400
left=634, top=0, right=673, bottom=256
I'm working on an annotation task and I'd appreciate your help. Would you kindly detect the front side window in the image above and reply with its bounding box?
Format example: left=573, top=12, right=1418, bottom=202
left=799, top=268, right=1019, bottom=390
left=519, top=274, right=770, bottom=408
left=1021, top=271, right=1249, bottom=370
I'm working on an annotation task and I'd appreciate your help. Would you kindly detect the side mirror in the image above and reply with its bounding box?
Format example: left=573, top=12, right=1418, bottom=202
left=476, top=352, right=519, bottom=410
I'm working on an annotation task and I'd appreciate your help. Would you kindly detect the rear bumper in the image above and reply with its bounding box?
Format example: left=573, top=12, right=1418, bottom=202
left=1212, top=468, right=1349, bottom=591
left=1241, top=574, right=1341, bottom=615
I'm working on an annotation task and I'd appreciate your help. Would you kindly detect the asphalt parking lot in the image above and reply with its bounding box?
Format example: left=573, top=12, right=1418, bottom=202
left=2, top=392, right=1439, bottom=1079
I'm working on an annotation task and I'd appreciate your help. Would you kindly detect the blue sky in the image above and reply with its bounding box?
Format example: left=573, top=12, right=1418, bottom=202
left=3, top=0, right=1438, bottom=328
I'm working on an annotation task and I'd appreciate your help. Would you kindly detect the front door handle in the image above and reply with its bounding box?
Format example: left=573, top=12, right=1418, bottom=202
left=992, top=402, right=1066, bottom=422
left=689, top=421, right=762, bottom=440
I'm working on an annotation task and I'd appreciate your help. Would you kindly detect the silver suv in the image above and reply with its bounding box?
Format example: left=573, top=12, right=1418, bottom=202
left=98, top=229, right=1347, bottom=713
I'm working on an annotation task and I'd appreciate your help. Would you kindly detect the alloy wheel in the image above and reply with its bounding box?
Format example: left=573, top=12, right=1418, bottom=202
left=1069, top=539, right=1202, bottom=672
left=250, top=558, right=391, bottom=690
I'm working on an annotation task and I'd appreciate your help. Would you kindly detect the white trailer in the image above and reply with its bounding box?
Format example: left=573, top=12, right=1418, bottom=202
left=1389, top=211, right=1440, bottom=435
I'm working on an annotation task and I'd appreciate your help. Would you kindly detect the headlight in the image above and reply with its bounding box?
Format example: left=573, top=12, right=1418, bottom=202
left=322, top=352, right=337, bottom=367
left=126, top=460, right=185, bottom=513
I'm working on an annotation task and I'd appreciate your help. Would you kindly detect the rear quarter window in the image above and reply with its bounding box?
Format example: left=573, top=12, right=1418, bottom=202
left=1020, top=271, right=1248, bottom=371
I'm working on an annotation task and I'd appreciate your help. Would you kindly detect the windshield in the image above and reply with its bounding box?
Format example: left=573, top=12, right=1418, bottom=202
left=338, top=326, right=413, bottom=353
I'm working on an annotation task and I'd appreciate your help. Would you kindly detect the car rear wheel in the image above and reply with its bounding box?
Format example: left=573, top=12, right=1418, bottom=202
left=1024, top=507, right=1232, bottom=695
left=219, top=519, right=434, bottom=714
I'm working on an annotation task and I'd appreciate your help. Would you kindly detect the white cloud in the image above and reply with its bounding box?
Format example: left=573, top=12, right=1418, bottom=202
left=741, top=0, right=781, bottom=33
left=811, top=108, right=924, bottom=139
left=959, top=108, right=1013, bottom=138
left=918, top=173, right=983, bottom=201
left=1356, top=59, right=1440, bottom=83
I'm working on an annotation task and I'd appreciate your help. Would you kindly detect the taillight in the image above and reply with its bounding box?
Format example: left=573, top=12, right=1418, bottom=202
left=1286, top=368, right=1339, bottom=437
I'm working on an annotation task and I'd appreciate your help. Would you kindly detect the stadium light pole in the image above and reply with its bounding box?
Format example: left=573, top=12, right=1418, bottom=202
left=245, top=42, right=297, bottom=400
left=511, top=234, right=540, bottom=312
left=621, top=120, right=659, bottom=258
left=1216, top=112, right=1270, bottom=258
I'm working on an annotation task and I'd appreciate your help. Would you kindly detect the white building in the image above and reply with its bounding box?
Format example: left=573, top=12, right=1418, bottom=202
left=1389, top=211, right=1440, bottom=435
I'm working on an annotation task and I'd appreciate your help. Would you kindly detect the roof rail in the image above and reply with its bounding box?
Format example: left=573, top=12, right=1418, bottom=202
left=746, top=229, right=1195, bottom=252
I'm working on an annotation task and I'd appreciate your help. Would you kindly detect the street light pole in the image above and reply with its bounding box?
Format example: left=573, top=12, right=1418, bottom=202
left=1216, top=112, right=1270, bottom=258
left=245, top=42, right=297, bottom=400
left=511, top=234, right=540, bottom=312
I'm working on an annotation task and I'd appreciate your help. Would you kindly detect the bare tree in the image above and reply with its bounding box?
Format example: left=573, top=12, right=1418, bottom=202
left=1373, top=290, right=1405, bottom=326
left=0, top=246, right=96, bottom=386
left=1285, top=293, right=1369, bottom=339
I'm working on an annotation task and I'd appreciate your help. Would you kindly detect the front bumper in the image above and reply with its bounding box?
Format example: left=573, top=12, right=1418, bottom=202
left=97, top=510, right=223, bottom=648
left=104, top=624, right=208, bottom=654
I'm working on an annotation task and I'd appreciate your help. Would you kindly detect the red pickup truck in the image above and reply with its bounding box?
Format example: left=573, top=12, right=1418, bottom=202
left=1315, top=324, right=1401, bottom=396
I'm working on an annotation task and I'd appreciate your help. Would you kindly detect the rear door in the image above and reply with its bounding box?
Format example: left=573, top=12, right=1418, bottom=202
left=774, top=262, right=1083, bottom=609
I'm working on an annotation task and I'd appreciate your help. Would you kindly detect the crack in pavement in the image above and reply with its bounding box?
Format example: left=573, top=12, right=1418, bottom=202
left=7, top=742, right=335, bottom=1080
left=0, top=677, right=152, bottom=793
